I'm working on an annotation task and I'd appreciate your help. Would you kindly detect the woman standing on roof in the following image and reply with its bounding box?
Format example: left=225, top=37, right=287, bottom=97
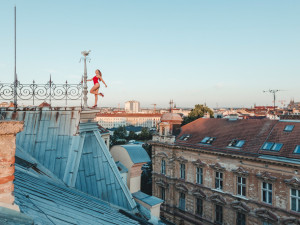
left=87, top=69, right=107, bottom=108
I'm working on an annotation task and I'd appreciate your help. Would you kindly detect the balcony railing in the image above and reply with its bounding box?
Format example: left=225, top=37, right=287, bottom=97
left=0, top=79, right=83, bottom=107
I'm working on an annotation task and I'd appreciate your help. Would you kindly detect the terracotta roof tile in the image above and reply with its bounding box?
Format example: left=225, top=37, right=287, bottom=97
left=175, top=118, right=300, bottom=159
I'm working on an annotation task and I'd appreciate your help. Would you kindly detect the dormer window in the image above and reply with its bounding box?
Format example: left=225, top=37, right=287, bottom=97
left=179, top=134, right=191, bottom=141
left=228, top=139, right=245, bottom=148
left=284, top=125, right=294, bottom=132
left=200, top=136, right=215, bottom=144
left=261, top=142, right=283, bottom=151
left=293, top=145, right=300, bottom=154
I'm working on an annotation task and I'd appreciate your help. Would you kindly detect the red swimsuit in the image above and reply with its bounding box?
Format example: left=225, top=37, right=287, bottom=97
left=93, top=76, right=99, bottom=84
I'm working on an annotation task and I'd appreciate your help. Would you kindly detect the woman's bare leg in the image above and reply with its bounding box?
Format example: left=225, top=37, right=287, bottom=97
left=95, top=94, right=98, bottom=106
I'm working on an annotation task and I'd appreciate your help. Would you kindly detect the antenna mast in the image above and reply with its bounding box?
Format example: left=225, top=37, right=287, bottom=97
left=14, top=6, right=17, bottom=110
left=263, top=89, right=282, bottom=116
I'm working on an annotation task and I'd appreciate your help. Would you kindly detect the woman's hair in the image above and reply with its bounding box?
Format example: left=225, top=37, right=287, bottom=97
left=96, top=69, right=102, bottom=76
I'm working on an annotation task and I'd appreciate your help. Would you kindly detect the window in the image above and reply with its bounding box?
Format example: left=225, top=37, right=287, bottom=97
left=228, top=139, right=245, bottom=148
left=262, top=182, right=272, bottom=204
left=284, top=125, right=294, bottom=132
left=200, top=136, right=216, bottom=144
left=162, top=127, right=165, bottom=135
left=294, top=145, right=300, bottom=154
left=179, top=134, right=191, bottom=141
left=262, top=222, right=272, bottom=225
left=291, top=189, right=300, bottom=212
left=180, top=163, right=186, bottom=179
left=215, top=172, right=223, bottom=190
left=261, top=142, right=283, bottom=151
left=161, top=159, right=166, bottom=174
left=236, top=212, right=246, bottom=225
left=161, top=187, right=165, bottom=201
left=237, top=177, right=246, bottom=197
left=215, top=205, right=223, bottom=224
left=179, top=192, right=185, bottom=210
left=196, top=167, right=203, bottom=184
left=195, top=198, right=203, bottom=216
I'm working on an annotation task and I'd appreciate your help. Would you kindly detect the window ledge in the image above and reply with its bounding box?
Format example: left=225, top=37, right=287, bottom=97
left=233, top=194, right=248, bottom=201
left=212, top=188, right=224, bottom=193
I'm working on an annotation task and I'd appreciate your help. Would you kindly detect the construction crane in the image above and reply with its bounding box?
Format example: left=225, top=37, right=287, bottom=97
left=151, top=104, right=157, bottom=113
left=263, top=89, right=284, bottom=115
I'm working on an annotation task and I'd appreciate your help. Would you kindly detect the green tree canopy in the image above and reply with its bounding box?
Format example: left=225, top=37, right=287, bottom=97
left=182, top=104, right=214, bottom=125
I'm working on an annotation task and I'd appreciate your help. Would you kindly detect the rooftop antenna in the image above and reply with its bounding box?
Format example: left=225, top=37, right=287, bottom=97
left=14, top=6, right=17, bottom=111
left=263, top=89, right=284, bottom=116
left=80, top=50, right=91, bottom=109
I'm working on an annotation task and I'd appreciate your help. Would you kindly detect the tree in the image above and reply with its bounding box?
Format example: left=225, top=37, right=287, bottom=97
left=127, top=131, right=137, bottom=140
left=139, top=127, right=152, bottom=140
left=182, top=104, right=214, bottom=125
left=113, top=126, right=127, bottom=139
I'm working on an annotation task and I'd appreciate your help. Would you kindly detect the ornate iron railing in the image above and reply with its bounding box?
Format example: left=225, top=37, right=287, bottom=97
left=0, top=79, right=83, bottom=107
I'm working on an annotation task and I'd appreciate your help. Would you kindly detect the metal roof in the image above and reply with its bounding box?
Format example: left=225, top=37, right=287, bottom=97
left=1, top=109, right=137, bottom=211
left=14, top=152, right=141, bottom=225
left=116, top=161, right=129, bottom=173
left=121, top=145, right=151, bottom=164
left=132, top=191, right=163, bottom=207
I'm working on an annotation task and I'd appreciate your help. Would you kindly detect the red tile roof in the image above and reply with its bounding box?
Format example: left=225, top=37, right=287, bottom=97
left=176, top=118, right=300, bottom=159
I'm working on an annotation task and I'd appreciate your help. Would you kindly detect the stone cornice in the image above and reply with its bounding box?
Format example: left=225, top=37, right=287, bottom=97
left=192, top=188, right=206, bottom=199
left=230, top=201, right=250, bottom=213
left=284, top=177, right=300, bottom=188
left=175, top=156, right=188, bottom=163
left=256, top=171, right=277, bottom=182
left=209, top=194, right=226, bottom=205
left=192, top=159, right=206, bottom=167
left=156, top=179, right=169, bottom=188
left=175, top=183, right=188, bottom=192
left=154, top=152, right=168, bottom=159
left=210, top=163, right=225, bottom=172
left=232, top=167, right=249, bottom=177
left=255, top=208, right=278, bottom=222
left=280, top=217, right=300, bottom=225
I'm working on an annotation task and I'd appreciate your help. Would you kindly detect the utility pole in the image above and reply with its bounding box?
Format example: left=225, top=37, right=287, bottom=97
left=263, top=89, right=282, bottom=117
left=14, top=6, right=17, bottom=110
left=81, top=50, right=91, bottom=109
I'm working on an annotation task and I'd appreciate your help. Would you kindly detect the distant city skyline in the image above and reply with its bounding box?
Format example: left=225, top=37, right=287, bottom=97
left=0, top=1, right=299, bottom=108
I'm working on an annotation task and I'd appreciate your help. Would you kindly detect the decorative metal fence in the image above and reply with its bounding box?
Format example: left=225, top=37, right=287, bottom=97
left=0, top=79, right=83, bottom=107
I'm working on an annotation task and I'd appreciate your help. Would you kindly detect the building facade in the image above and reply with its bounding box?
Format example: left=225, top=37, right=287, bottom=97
left=96, top=112, right=162, bottom=128
left=151, top=115, right=300, bottom=225
left=125, top=100, right=141, bottom=113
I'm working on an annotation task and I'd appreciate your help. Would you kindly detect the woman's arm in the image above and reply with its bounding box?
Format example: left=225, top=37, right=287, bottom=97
left=99, top=76, right=107, bottom=87
left=87, top=78, right=93, bottom=81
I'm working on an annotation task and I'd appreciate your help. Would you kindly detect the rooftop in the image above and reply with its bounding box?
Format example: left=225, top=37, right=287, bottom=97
left=175, top=118, right=300, bottom=162
left=121, top=145, right=151, bottom=164
left=14, top=149, right=141, bottom=225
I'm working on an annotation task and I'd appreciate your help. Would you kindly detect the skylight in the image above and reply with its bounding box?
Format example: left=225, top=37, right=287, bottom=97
left=179, top=134, right=191, bottom=141
left=200, top=136, right=215, bottom=144
left=294, top=145, right=300, bottom=154
left=284, top=125, right=294, bottom=132
left=261, top=142, right=283, bottom=151
left=228, top=139, right=245, bottom=148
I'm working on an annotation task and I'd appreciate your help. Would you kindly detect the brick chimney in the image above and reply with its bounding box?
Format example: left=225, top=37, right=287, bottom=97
left=0, top=121, right=23, bottom=211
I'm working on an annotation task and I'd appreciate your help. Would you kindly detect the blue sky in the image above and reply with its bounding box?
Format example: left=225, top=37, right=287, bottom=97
left=0, top=1, right=299, bottom=108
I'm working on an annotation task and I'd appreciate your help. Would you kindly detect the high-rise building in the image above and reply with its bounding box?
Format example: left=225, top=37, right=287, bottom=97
left=125, top=100, right=140, bottom=113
